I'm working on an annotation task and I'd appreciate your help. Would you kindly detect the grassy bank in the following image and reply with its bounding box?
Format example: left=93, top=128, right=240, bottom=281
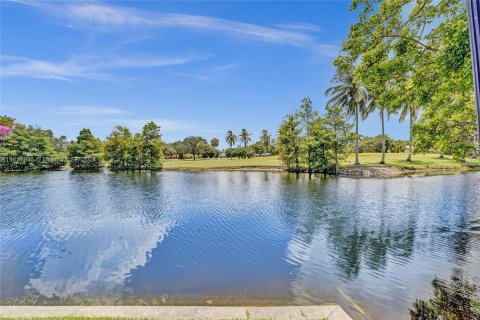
left=162, top=156, right=283, bottom=170
left=162, top=153, right=479, bottom=173
left=343, top=153, right=480, bottom=171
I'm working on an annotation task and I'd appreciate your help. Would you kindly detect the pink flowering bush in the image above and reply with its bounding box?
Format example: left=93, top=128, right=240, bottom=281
left=0, top=125, right=13, bottom=139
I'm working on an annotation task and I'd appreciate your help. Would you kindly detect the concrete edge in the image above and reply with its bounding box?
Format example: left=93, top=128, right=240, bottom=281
left=0, top=306, right=352, bottom=320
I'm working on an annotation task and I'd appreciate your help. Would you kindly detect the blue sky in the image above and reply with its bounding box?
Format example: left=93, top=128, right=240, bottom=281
left=1, top=0, right=409, bottom=146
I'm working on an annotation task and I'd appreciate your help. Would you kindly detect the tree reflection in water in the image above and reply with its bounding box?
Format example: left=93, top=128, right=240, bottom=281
left=410, top=270, right=480, bottom=320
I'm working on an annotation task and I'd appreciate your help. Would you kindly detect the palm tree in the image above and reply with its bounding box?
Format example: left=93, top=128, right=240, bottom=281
left=398, top=103, right=418, bottom=162
left=325, top=70, right=368, bottom=165
left=225, top=130, right=238, bottom=159
left=363, top=97, right=388, bottom=164
left=239, top=129, right=251, bottom=147
left=210, top=138, right=219, bottom=149
left=260, top=130, right=271, bottom=154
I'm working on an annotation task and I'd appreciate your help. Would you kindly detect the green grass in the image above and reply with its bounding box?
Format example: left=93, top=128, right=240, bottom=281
left=162, top=156, right=283, bottom=170
left=343, top=153, right=480, bottom=170
left=161, top=153, right=479, bottom=172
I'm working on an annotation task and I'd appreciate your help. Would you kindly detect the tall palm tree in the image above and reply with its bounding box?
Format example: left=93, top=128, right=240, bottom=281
left=260, top=129, right=271, bottom=154
left=398, top=103, right=418, bottom=162
left=363, top=97, right=388, bottom=164
left=239, top=129, right=251, bottom=147
left=225, top=130, right=238, bottom=159
left=325, top=70, right=368, bottom=165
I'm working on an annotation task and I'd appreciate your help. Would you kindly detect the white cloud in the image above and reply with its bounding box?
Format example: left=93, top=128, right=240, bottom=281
left=275, top=22, right=322, bottom=33
left=47, top=106, right=129, bottom=116
left=173, top=62, right=239, bottom=82
left=174, top=72, right=212, bottom=82
left=12, top=1, right=338, bottom=57
left=0, top=54, right=201, bottom=81
left=212, top=63, right=238, bottom=73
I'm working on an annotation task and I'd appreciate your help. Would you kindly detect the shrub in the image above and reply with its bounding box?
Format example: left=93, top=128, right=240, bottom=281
left=69, top=157, right=101, bottom=170
left=225, top=147, right=255, bottom=159
left=0, top=156, right=66, bottom=172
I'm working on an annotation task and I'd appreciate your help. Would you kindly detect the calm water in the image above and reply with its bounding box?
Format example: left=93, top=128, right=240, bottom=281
left=1, top=171, right=479, bottom=319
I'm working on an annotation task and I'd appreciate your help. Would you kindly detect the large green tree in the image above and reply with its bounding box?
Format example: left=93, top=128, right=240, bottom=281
left=239, top=129, right=251, bottom=147
left=183, top=136, right=207, bottom=160
left=295, top=97, right=319, bottom=172
left=260, top=130, right=271, bottom=154
left=305, top=118, right=334, bottom=175
left=67, top=129, right=102, bottom=158
left=140, top=121, right=163, bottom=169
left=104, top=126, right=132, bottom=170
left=0, top=116, right=66, bottom=171
left=210, top=138, right=219, bottom=149
left=325, top=68, right=368, bottom=165
left=172, top=140, right=189, bottom=159
left=341, top=0, right=477, bottom=161
left=277, top=115, right=303, bottom=172
left=67, top=128, right=103, bottom=170
left=225, top=130, right=238, bottom=158
left=362, top=97, right=389, bottom=164
left=324, top=105, right=356, bottom=172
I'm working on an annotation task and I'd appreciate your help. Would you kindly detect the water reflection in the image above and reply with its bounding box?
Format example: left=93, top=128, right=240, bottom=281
left=1, top=171, right=479, bottom=320
left=409, top=270, right=480, bottom=320
left=1, top=172, right=176, bottom=298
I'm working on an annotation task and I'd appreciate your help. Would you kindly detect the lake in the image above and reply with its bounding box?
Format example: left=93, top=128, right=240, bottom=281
left=1, top=171, right=479, bottom=319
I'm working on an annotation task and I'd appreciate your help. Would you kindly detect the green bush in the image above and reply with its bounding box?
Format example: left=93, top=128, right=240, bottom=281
left=69, top=157, right=101, bottom=170
left=0, top=156, right=66, bottom=172
left=225, top=147, right=255, bottom=159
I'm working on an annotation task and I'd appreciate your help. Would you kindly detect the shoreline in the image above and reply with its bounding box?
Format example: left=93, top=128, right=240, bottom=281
left=3, top=163, right=480, bottom=178
left=337, top=166, right=480, bottom=178
left=0, top=305, right=352, bottom=320
left=162, top=165, right=480, bottom=177
left=13, top=163, right=475, bottom=177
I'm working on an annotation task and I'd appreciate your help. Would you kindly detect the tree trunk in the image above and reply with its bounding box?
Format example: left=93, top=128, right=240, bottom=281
left=307, top=150, right=311, bottom=175
left=295, top=147, right=299, bottom=172
left=335, top=147, right=339, bottom=174
left=193, top=152, right=196, bottom=161
left=355, top=105, right=360, bottom=165
left=407, top=108, right=412, bottom=162
left=380, top=109, right=386, bottom=164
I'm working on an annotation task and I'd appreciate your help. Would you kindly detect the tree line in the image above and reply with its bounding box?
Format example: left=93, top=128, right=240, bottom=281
left=162, top=129, right=276, bottom=160
left=276, top=98, right=356, bottom=174
left=0, top=116, right=163, bottom=172
left=0, top=115, right=279, bottom=172
left=1, top=112, right=409, bottom=173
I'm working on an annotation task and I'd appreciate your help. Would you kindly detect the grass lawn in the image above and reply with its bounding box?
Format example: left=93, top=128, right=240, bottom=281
left=162, top=156, right=283, bottom=169
left=162, top=153, right=479, bottom=171
left=343, top=153, right=480, bottom=170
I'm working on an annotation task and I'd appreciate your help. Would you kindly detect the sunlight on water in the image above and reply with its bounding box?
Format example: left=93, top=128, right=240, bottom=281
left=1, top=171, right=479, bottom=319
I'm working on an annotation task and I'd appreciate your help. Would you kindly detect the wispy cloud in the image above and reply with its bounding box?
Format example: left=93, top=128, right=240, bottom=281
left=46, top=106, right=129, bottom=116
left=0, top=53, right=202, bottom=81
left=12, top=1, right=338, bottom=57
left=174, top=72, right=212, bottom=82
left=173, top=62, right=239, bottom=82
left=275, top=22, right=322, bottom=33
left=212, top=63, right=238, bottom=73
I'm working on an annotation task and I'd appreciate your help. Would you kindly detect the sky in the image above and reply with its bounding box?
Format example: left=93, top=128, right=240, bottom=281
left=0, top=0, right=410, bottom=147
